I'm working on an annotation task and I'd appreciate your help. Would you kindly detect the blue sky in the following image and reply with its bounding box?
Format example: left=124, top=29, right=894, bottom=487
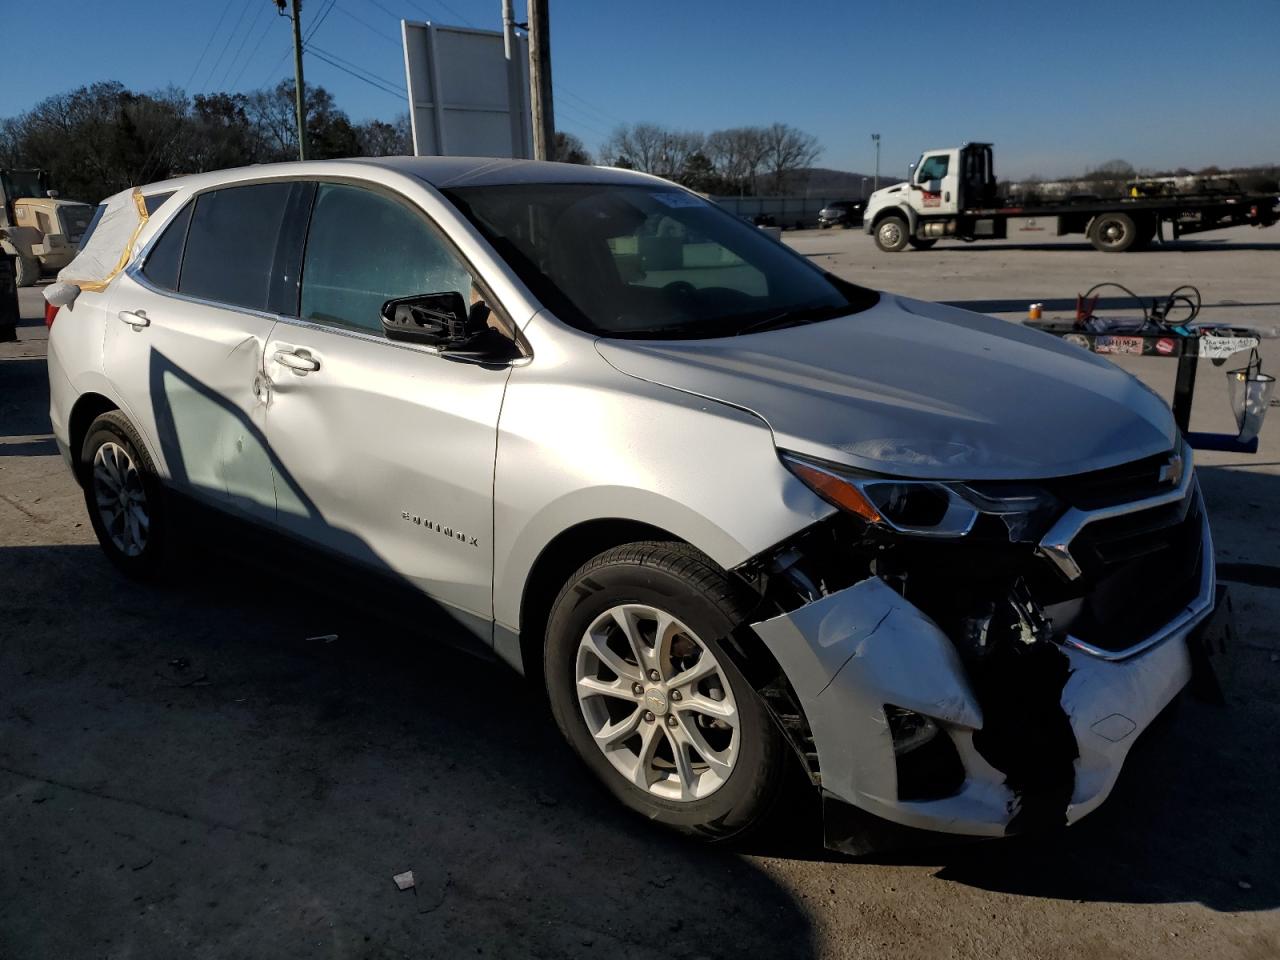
left=3, top=0, right=1277, bottom=178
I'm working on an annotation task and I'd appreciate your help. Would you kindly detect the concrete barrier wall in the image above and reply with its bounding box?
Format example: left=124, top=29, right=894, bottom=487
left=711, top=195, right=857, bottom=228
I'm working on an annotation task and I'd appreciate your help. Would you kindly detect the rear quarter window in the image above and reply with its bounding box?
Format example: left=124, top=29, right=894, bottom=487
left=143, top=191, right=175, bottom=216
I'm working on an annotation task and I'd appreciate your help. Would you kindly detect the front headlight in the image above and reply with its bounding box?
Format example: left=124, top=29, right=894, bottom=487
left=781, top=452, right=1062, bottom=541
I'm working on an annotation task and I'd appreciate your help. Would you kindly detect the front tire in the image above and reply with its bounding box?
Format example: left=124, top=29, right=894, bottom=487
left=14, top=253, right=39, bottom=287
left=544, top=542, right=785, bottom=840
left=874, top=215, right=910, bottom=252
left=81, top=411, right=169, bottom=578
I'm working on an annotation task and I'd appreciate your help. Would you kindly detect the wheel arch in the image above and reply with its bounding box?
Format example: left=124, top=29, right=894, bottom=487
left=512, top=517, right=823, bottom=785
left=872, top=204, right=917, bottom=233
left=67, top=392, right=121, bottom=485
left=515, top=517, right=685, bottom=684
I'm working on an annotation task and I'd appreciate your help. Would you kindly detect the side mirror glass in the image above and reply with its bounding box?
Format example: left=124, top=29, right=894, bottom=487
left=381, top=291, right=470, bottom=346
left=926, top=178, right=942, bottom=193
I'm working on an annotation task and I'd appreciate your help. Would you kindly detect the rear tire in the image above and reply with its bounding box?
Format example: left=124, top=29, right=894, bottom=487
left=80, top=411, right=169, bottom=579
left=907, top=237, right=937, bottom=250
left=874, top=216, right=910, bottom=252
left=13, top=254, right=39, bottom=287
left=1131, top=217, right=1158, bottom=250
left=1088, top=212, right=1138, bottom=252
left=544, top=541, right=786, bottom=840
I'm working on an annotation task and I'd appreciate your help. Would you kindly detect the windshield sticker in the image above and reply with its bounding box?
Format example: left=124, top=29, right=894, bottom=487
left=651, top=192, right=705, bottom=209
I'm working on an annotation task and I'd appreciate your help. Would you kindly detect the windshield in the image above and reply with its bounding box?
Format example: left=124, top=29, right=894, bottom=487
left=3, top=170, right=46, bottom=199
left=444, top=183, right=877, bottom=339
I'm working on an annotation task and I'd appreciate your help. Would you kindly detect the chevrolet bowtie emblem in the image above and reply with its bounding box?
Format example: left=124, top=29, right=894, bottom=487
left=1158, top=452, right=1184, bottom=487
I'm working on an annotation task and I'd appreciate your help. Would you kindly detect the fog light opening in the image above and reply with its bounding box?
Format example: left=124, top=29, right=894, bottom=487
left=885, top=705, right=966, bottom=802
left=886, top=705, right=939, bottom=756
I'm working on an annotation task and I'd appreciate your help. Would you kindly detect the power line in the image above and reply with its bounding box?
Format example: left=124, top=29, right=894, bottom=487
left=303, top=0, right=340, bottom=44
left=558, top=89, right=622, bottom=130
left=365, top=0, right=405, bottom=23
left=403, top=0, right=475, bottom=27
left=308, top=44, right=407, bottom=99
left=263, top=41, right=294, bottom=87
left=219, top=0, right=274, bottom=90
left=554, top=103, right=611, bottom=141
left=185, top=1, right=235, bottom=91
left=308, top=43, right=405, bottom=94
left=334, top=3, right=400, bottom=44
left=201, top=0, right=256, bottom=92
left=229, top=10, right=278, bottom=89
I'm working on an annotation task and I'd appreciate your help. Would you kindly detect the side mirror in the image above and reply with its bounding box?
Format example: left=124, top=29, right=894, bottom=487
left=926, top=178, right=942, bottom=193
left=381, top=292, right=471, bottom=346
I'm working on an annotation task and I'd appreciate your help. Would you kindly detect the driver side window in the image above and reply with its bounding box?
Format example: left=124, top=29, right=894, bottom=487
left=917, top=155, right=950, bottom=183
left=300, top=183, right=475, bottom=334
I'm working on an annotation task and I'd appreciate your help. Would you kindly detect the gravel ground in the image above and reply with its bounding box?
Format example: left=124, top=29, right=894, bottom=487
left=2, top=225, right=1278, bottom=959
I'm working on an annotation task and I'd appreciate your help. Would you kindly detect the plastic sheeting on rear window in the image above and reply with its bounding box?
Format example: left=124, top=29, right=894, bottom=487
left=44, top=187, right=149, bottom=303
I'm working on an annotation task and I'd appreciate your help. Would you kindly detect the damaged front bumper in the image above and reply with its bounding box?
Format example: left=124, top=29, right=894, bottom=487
left=750, top=503, right=1224, bottom=853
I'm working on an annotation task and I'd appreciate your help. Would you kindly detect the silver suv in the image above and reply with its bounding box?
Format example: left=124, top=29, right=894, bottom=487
left=45, top=158, right=1217, bottom=852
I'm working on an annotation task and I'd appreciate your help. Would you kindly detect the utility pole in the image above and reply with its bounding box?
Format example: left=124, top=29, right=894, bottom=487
left=527, top=0, right=554, bottom=161
left=871, top=133, right=880, bottom=192
left=276, top=0, right=308, bottom=160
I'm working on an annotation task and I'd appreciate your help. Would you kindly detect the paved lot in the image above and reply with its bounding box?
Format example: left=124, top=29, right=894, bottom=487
left=2, top=226, right=1279, bottom=959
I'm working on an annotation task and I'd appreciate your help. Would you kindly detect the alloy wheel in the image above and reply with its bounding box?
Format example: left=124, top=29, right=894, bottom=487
left=575, top=603, right=740, bottom=802
left=92, top=441, right=149, bottom=557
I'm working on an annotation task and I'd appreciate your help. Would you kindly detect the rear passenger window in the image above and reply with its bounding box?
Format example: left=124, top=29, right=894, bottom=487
left=142, top=202, right=193, bottom=292
left=179, top=182, right=294, bottom=312
left=300, top=183, right=474, bottom=334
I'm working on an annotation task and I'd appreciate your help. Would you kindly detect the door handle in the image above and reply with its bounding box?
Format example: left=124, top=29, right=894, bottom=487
left=273, top=349, right=320, bottom=373
left=117, top=310, right=149, bottom=329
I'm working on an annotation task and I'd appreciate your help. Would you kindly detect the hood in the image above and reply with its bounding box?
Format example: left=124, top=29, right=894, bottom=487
left=869, top=184, right=905, bottom=203
left=595, top=294, right=1177, bottom=480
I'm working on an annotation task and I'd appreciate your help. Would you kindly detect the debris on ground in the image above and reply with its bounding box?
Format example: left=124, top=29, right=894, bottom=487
left=393, top=870, right=415, bottom=891
left=158, top=657, right=210, bottom=688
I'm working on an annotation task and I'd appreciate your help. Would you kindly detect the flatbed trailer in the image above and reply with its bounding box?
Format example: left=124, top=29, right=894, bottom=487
left=863, top=143, right=1280, bottom=253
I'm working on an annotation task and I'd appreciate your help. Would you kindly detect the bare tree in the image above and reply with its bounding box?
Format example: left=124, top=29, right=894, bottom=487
left=602, top=123, right=703, bottom=178
left=357, top=114, right=411, bottom=156
left=762, top=122, right=820, bottom=193
left=553, top=130, right=592, bottom=164
left=705, top=126, right=769, bottom=195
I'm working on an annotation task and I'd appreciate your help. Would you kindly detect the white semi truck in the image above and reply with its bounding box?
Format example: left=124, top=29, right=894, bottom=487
left=863, top=142, right=1279, bottom=253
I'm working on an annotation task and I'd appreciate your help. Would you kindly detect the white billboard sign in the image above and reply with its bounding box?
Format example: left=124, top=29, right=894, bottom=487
left=400, top=20, right=532, bottom=159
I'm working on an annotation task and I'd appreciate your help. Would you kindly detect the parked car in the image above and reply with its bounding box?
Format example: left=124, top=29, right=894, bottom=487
left=817, top=199, right=865, bottom=229
left=45, top=158, right=1220, bottom=852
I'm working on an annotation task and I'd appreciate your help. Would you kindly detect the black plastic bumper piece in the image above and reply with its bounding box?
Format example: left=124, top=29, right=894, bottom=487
left=1187, top=583, right=1235, bottom=704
